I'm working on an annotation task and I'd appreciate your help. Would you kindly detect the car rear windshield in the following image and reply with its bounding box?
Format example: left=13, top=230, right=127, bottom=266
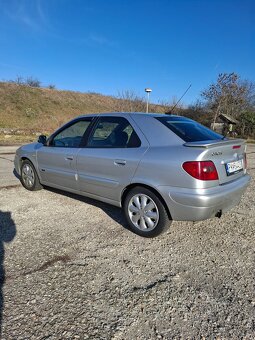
left=156, top=116, right=222, bottom=142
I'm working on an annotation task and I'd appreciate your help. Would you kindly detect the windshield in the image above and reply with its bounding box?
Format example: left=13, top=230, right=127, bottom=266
left=156, top=116, right=223, bottom=142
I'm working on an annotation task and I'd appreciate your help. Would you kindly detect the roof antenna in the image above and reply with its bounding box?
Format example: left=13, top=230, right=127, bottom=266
left=168, top=84, right=192, bottom=114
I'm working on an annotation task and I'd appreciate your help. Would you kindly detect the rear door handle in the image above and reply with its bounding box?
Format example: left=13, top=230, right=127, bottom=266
left=114, top=159, right=126, bottom=166
left=65, top=156, right=74, bottom=161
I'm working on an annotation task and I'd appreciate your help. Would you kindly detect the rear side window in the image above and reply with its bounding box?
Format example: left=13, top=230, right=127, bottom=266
left=88, top=116, right=141, bottom=148
left=156, top=116, right=222, bottom=142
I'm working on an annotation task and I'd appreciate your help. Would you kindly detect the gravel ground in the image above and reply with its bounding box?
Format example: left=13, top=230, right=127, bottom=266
left=0, top=146, right=254, bottom=339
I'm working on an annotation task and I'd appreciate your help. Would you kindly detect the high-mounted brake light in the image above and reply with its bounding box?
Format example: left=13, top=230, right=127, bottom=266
left=233, top=145, right=241, bottom=149
left=182, top=161, right=219, bottom=181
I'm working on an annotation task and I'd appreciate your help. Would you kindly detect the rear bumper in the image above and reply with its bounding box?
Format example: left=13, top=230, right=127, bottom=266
left=158, top=174, right=251, bottom=221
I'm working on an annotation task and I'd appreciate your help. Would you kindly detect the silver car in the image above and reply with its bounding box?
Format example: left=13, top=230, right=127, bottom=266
left=15, top=112, right=250, bottom=237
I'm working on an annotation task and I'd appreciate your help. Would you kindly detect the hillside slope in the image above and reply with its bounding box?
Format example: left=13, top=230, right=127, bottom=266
left=0, top=82, right=165, bottom=136
left=0, top=82, right=119, bottom=132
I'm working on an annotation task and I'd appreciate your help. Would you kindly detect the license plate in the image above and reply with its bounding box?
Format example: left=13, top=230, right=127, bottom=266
left=225, top=160, right=243, bottom=176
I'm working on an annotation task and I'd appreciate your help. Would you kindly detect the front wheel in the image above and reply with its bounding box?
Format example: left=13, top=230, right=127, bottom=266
left=123, top=186, right=170, bottom=237
left=20, top=160, right=43, bottom=191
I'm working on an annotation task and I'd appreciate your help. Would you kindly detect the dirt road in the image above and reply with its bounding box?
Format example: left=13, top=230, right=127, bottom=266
left=0, top=145, right=254, bottom=339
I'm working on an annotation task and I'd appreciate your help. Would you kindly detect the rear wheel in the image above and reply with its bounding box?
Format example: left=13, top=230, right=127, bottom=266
left=123, top=186, right=170, bottom=237
left=20, top=160, right=43, bottom=191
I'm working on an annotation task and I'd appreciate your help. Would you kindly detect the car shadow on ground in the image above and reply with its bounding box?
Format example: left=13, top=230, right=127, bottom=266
left=0, top=211, right=16, bottom=336
left=13, top=170, right=130, bottom=232
left=44, top=186, right=130, bottom=231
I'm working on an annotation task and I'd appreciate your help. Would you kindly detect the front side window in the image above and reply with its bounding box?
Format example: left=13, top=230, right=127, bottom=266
left=87, top=116, right=141, bottom=148
left=52, top=119, right=92, bottom=147
left=156, top=116, right=222, bottom=142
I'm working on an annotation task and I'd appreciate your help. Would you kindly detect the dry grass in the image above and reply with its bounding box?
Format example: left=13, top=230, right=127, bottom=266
left=0, top=82, right=120, bottom=131
left=0, top=82, right=165, bottom=136
left=0, top=134, right=36, bottom=145
left=0, top=81, right=166, bottom=144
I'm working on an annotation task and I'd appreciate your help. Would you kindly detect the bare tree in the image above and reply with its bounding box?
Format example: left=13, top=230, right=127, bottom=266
left=201, top=73, right=254, bottom=129
left=14, top=75, right=25, bottom=85
left=26, top=77, right=41, bottom=88
left=115, top=90, right=146, bottom=112
left=7, top=75, right=24, bottom=85
left=7, top=75, right=41, bottom=87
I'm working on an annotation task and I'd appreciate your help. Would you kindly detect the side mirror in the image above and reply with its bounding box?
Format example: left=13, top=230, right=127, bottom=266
left=38, top=135, right=47, bottom=145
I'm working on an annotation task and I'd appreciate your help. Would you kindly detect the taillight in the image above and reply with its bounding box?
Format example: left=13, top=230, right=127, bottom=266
left=182, top=161, right=219, bottom=181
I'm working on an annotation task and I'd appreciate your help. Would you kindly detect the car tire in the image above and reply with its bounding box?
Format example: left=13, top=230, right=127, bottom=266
left=20, top=159, right=43, bottom=191
left=123, top=186, right=170, bottom=237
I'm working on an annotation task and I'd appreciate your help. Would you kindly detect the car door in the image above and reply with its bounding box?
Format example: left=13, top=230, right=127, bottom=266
left=37, top=118, right=93, bottom=190
left=76, top=115, right=149, bottom=203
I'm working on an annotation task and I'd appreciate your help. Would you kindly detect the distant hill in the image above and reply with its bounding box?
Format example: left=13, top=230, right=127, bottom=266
left=0, top=82, right=165, bottom=136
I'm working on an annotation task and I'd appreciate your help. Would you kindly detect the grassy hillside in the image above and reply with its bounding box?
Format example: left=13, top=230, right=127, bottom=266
left=0, top=82, right=165, bottom=144
left=0, top=82, right=120, bottom=131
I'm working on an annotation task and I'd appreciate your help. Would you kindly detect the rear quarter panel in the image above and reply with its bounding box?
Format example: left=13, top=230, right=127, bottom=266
left=133, top=145, right=219, bottom=190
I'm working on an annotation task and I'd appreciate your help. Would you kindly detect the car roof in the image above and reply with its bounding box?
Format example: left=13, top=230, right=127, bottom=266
left=77, top=112, right=181, bottom=119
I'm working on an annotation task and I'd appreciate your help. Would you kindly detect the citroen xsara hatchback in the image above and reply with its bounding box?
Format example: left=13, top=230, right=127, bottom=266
left=15, top=112, right=250, bottom=237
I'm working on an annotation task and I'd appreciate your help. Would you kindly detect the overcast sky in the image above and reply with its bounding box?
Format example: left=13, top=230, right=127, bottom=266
left=0, top=0, right=254, bottom=105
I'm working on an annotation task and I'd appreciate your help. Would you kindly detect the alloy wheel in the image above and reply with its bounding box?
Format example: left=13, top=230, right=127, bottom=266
left=22, top=163, right=35, bottom=188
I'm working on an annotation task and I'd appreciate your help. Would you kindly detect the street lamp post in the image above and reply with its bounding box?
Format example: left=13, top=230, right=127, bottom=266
left=145, top=88, right=152, bottom=113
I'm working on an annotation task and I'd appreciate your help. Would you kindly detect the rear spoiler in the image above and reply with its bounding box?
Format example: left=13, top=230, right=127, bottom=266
left=183, top=139, right=246, bottom=148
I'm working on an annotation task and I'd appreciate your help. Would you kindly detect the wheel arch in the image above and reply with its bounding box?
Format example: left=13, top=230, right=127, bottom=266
left=121, top=183, right=172, bottom=220
left=20, top=156, right=34, bottom=167
left=20, top=156, right=39, bottom=177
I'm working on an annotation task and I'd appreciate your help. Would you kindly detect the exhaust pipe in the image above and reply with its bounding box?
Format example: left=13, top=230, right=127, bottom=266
left=215, top=210, right=222, bottom=218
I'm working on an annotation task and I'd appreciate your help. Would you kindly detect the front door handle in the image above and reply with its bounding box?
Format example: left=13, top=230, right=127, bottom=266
left=114, top=159, right=126, bottom=166
left=65, top=156, right=74, bottom=161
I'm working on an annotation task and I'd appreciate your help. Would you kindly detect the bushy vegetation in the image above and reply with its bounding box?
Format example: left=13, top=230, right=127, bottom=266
left=166, top=73, right=255, bottom=139
left=115, top=90, right=165, bottom=113
left=7, top=75, right=55, bottom=90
